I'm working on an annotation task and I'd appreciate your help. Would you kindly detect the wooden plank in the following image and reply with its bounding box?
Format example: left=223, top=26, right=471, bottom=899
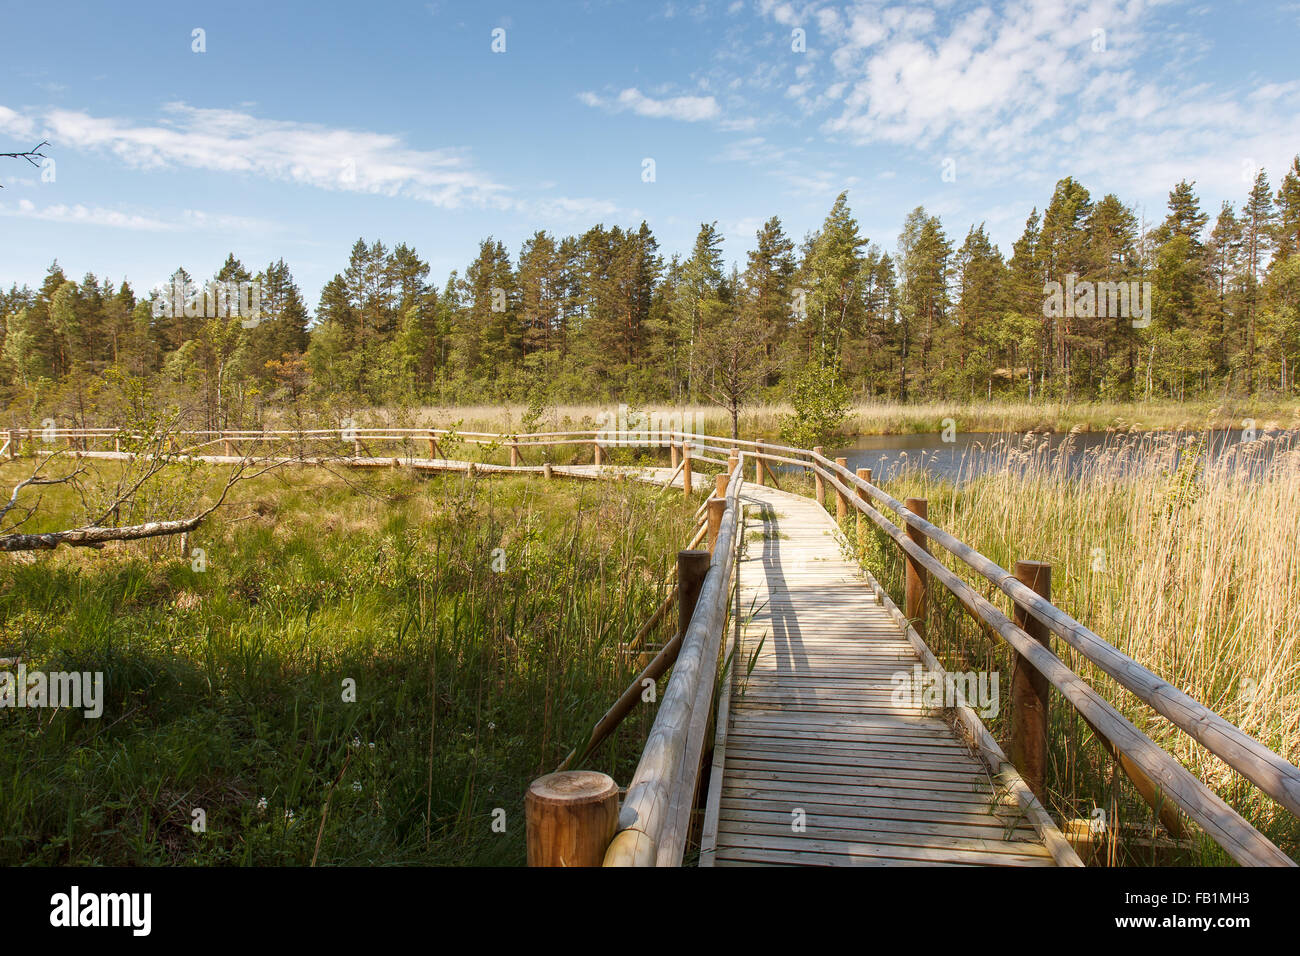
left=716, top=818, right=1053, bottom=858
left=703, top=482, right=1065, bottom=869
left=713, top=831, right=1056, bottom=867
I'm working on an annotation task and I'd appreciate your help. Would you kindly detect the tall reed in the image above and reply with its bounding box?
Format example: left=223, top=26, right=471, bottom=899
left=854, top=428, right=1300, bottom=861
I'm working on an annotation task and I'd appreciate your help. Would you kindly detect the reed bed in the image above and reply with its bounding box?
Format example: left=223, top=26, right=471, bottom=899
left=333, top=398, right=1300, bottom=442
left=0, top=463, right=693, bottom=865
left=853, top=427, right=1300, bottom=862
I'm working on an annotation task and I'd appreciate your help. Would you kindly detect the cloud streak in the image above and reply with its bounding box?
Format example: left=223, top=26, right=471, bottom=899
left=579, top=87, right=721, bottom=122
left=0, top=197, right=271, bottom=232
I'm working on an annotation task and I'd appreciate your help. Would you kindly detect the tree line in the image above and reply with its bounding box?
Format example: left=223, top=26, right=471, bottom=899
left=4, top=157, right=1298, bottom=432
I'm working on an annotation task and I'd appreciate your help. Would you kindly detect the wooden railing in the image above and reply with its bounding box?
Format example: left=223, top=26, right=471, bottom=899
left=10, top=422, right=1300, bottom=866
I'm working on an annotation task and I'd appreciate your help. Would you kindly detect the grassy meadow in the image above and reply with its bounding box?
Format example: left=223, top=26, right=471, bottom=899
left=0, top=461, right=697, bottom=865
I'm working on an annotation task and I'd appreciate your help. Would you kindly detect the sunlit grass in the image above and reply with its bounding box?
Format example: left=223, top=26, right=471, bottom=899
left=0, top=463, right=693, bottom=865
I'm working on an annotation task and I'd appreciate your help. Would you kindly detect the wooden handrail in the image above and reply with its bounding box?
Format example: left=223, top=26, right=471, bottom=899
left=603, top=458, right=744, bottom=866
left=815, top=464, right=1294, bottom=867
left=807, top=451, right=1300, bottom=825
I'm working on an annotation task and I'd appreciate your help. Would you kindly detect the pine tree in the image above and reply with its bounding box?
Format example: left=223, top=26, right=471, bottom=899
left=1241, top=171, right=1275, bottom=392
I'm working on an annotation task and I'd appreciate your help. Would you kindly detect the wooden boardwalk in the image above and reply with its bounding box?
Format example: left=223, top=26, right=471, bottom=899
left=701, top=484, right=1059, bottom=867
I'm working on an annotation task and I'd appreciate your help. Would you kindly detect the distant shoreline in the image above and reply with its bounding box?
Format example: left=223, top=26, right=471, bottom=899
left=339, top=399, right=1300, bottom=443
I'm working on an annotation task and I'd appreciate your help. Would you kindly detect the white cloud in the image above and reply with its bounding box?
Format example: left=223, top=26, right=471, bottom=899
left=3, top=101, right=625, bottom=223
left=0, top=198, right=271, bottom=232
left=751, top=0, right=1300, bottom=201
left=28, top=102, right=509, bottom=208
left=580, top=87, right=721, bottom=122
left=0, top=105, right=37, bottom=139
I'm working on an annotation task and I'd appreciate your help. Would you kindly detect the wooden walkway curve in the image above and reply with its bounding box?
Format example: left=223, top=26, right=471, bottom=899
left=701, top=484, right=1060, bottom=867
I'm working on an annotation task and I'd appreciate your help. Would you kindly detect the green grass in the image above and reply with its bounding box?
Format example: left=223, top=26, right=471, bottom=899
left=0, top=463, right=694, bottom=865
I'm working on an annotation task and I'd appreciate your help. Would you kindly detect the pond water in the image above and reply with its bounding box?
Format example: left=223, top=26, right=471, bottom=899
left=821, top=428, right=1297, bottom=483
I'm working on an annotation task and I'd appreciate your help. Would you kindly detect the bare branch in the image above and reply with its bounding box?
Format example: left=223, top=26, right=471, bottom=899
left=0, top=141, right=50, bottom=186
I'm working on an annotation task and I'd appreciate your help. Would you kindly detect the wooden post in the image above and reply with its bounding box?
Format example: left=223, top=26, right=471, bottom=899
left=834, top=457, right=849, bottom=523
left=594, top=441, right=604, bottom=468
left=714, top=472, right=728, bottom=498
left=542, top=462, right=553, bottom=480
left=705, top=498, right=725, bottom=553
left=670, top=442, right=679, bottom=471
left=525, top=771, right=619, bottom=867
left=427, top=433, right=436, bottom=459
left=727, top=452, right=738, bottom=475
left=1010, top=560, right=1052, bottom=802
left=509, top=442, right=519, bottom=467
left=682, top=444, right=692, bottom=497
left=223, top=432, right=232, bottom=457
left=754, top=442, right=765, bottom=486
left=903, top=497, right=928, bottom=639
left=678, top=549, right=710, bottom=637
left=855, top=467, right=871, bottom=547
left=813, top=446, right=825, bottom=506
left=6, top=429, right=15, bottom=460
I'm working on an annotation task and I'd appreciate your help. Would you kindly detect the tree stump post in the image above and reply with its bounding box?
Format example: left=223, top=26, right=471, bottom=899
left=855, top=467, right=871, bottom=548
left=903, top=497, right=929, bottom=639
left=678, top=549, right=710, bottom=636
left=812, top=446, right=825, bottom=506
left=1010, top=560, right=1052, bottom=802
left=707, top=498, right=726, bottom=553
left=834, top=457, right=849, bottom=523
left=525, top=771, right=619, bottom=867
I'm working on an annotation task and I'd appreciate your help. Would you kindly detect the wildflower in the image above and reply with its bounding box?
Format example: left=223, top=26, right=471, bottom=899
left=351, top=781, right=362, bottom=792
left=256, top=796, right=268, bottom=813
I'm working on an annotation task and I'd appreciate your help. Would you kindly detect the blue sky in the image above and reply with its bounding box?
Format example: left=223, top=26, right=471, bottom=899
left=2, top=0, right=1297, bottom=306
